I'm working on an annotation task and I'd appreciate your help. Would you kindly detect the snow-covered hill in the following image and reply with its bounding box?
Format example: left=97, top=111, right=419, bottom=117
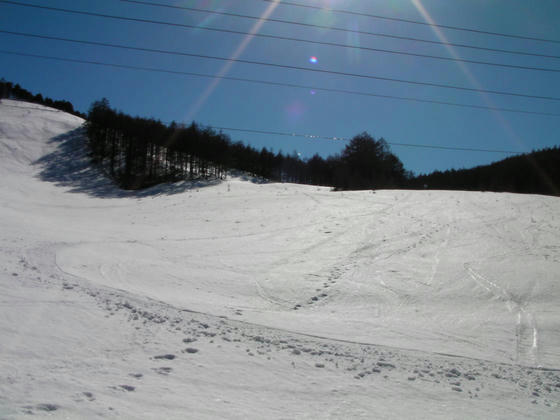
left=1, top=99, right=559, bottom=419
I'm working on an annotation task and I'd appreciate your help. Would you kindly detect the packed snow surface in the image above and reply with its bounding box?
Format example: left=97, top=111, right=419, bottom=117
left=1, top=99, right=559, bottom=418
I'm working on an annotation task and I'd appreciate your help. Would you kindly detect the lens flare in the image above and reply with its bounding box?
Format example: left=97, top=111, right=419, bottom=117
left=309, top=56, right=318, bottom=64
left=410, top=1, right=556, bottom=192
left=346, top=21, right=361, bottom=64
left=182, top=0, right=282, bottom=123
left=285, top=100, right=306, bottom=122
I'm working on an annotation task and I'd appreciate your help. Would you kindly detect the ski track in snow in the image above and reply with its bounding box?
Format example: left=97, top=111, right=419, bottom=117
left=6, top=256, right=560, bottom=419
left=465, top=264, right=539, bottom=367
left=1, top=100, right=560, bottom=418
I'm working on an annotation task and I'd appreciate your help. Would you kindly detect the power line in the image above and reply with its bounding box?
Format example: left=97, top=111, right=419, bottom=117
left=0, top=97, right=522, bottom=154
left=1, top=49, right=559, bottom=118
left=3, top=0, right=559, bottom=61
left=204, top=125, right=522, bottom=154
left=1, top=30, right=559, bottom=102
left=255, top=0, right=560, bottom=44
left=1, top=3, right=558, bottom=73
left=119, top=0, right=560, bottom=60
left=205, top=126, right=350, bottom=142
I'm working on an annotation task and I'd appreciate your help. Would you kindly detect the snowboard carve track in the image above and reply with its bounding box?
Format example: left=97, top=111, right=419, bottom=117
left=427, top=225, right=451, bottom=286
left=516, top=308, right=540, bottom=367
left=465, top=264, right=540, bottom=367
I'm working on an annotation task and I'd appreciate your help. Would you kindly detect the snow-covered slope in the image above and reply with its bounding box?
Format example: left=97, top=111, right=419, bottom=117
left=1, top=99, right=559, bottom=419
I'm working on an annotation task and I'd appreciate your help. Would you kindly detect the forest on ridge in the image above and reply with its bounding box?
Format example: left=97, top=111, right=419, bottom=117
left=1, top=79, right=558, bottom=195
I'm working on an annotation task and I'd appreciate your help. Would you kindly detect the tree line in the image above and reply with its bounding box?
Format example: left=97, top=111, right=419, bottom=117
left=2, top=79, right=558, bottom=195
left=0, top=78, right=85, bottom=118
left=86, top=98, right=408, bottom=190
left=85, top=98, right=560, bottom=195
left=409, top=148, right=560, bottom=196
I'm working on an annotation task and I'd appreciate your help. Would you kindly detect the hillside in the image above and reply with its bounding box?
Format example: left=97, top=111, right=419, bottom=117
left=1, top=99, right=559, bottom=419
left=412, top=148, right=560, bottom=196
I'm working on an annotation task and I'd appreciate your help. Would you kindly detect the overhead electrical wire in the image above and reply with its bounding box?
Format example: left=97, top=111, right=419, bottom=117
left=9, top=34, right=560, bottom=102
left=0, top=100, right=522, bottom=154
left=0, top=2, right=549, bottom=157
left=201, top=125, right=522, bottom=154
left=1, top=49, right=558, bottom=118
left=254, top=0, right=560, bottom=44
left=0, top=2, right=557, bottom=73
left=1, top=30, right=559, bottom=103
left=2, top=0, right=559, bottom=61
left=119, top=0, right=560, bottom=55
left=1, top=3, right=558, bottom=114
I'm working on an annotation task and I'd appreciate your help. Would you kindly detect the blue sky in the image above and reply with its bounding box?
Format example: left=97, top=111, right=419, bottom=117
left=1, top=0, right=559, bottom=174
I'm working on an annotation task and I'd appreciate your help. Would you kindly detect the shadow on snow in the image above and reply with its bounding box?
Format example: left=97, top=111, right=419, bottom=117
left=34, top=126, right=224, bottom=198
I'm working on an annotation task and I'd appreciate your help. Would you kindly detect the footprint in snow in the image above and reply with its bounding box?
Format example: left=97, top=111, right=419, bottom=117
left=34, top=403, right=59, bottom=412
left=83, top=392, right=95, bottom=401
left=153, top=367, right=173, bottom=375
left=154, top=354, right=176, bottom=360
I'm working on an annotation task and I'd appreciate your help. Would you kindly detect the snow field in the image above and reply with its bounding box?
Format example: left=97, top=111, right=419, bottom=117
left=1, top=99, right=560, bottom=418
